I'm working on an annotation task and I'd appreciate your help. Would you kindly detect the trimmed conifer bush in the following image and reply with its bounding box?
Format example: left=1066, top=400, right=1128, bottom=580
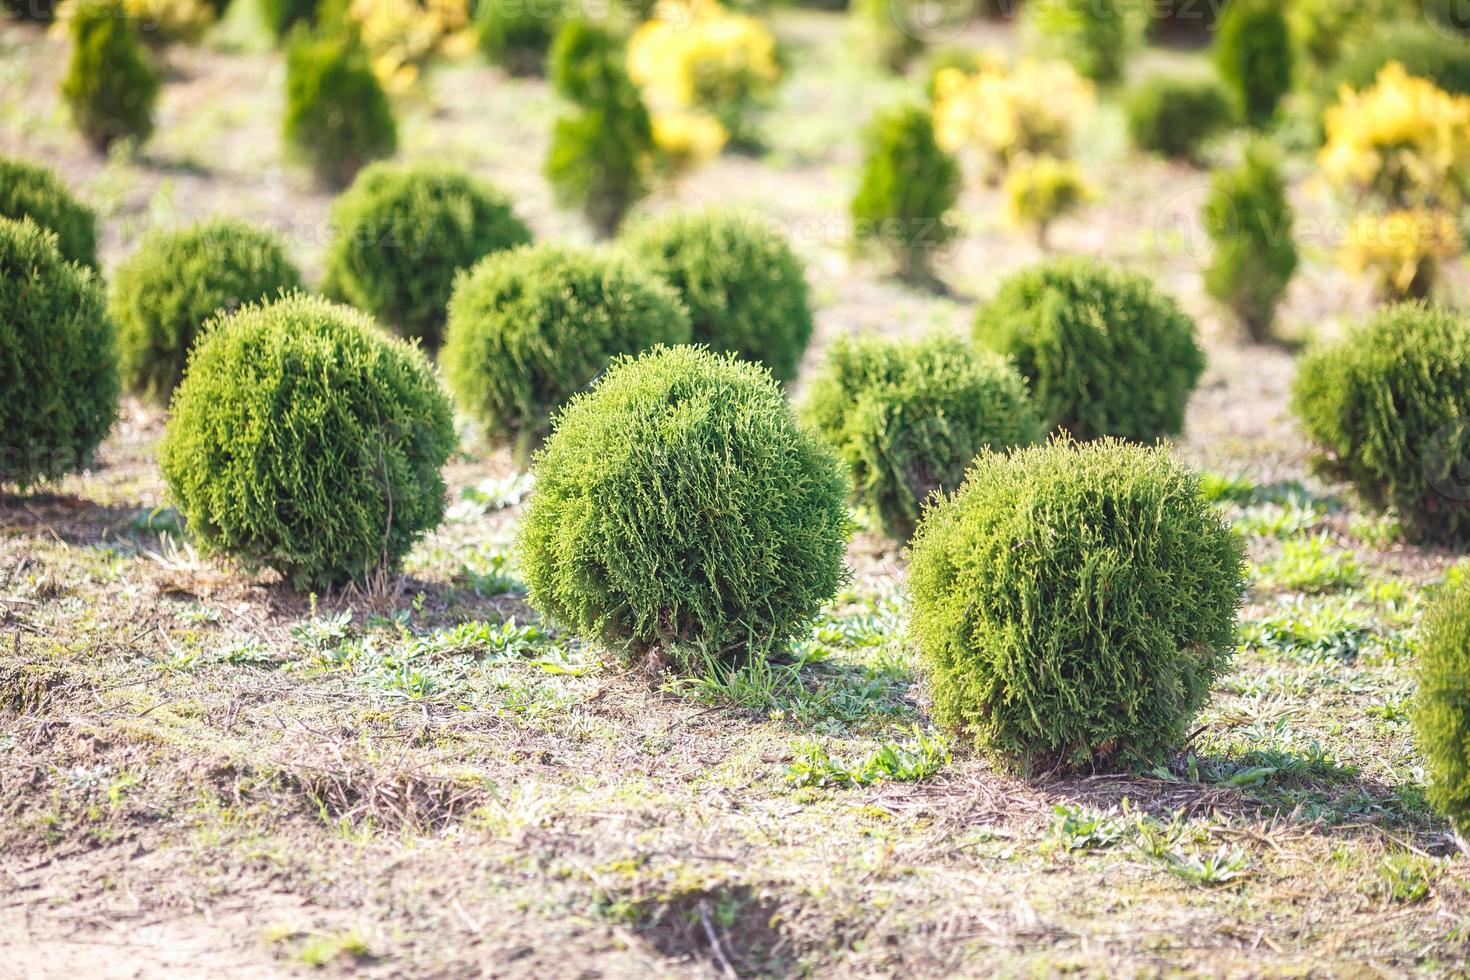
left=907, top=437, right=1244, bottom=771
left=1214, top=0, right=1292, bottom=128
left=0, top=218, right=118, bottom=489
left=1320, top=22, right=1470, bottom=107
left=850, top=104, right=960, bottom=280
left=283, top=32, right=397, bottom=188
left=1291, top=304, right=1470, bottom=546
left=623, top=210, right=812, bottom=384
left=973, top=259, right=1205, bottom=442
left=1026, top=0, right=1137, bottom=87
left=111, top=219, right=303, bottom=403
left=0, top=156, right=98, bottom=270
left=1202, top=143, right=1297, bottom=343
left=1415, top=576, right=1470, bottom=839
left=475, top=0, right=560, bottom=76
left=322, top=163, right=531, bottom=349
left=802, top=333, right=1042, bottom=540
left=545, top=21, right=655, bottom=238
left=61, top=0, right=160, bottom=152
left=159, top=293, right=455, bottom=589
left=441, top=244, right=690, bottom=459
left=1125, top=75, right=1233, bottom=161
left=519, top=345, right=849, bottom=673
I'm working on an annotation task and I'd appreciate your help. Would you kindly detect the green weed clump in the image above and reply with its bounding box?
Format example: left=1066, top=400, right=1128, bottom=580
left=1292, top=304, right=1470, bottom=545
left=110, top=219, right=303, bottom=403
left=1202, top=143, right=1298, bottom=342
left=159, top=293, right=455, bottom=589
left=973, top=258, right=1205, bottom=442
left=0, top=156, right=98, bottom=269
left=802, top=333, right=1042, bottom=540
left=0, top=218, right=118, bottom=489
left=1125, top=75, right=1233, bottom=161
left=441, top=244, right=690, bottom=459
left=544, top=21, right=655, bottom=237
left=475, top=0, right=561, bottom=75
left=322, top=162, right=531, bottom=349
left=1214, top=0, right=1293, bottom=127
left=61, top=0, right=159, bottom=152
left=1026, top=0, right=1138, bottom=87
left=623, top=209, right=812, bottom=383
left=907, top=438, right=1244, bottom=771
left=283, top=32, right=397, bottom=188
left=519, top=346, right=848, bottom=673
left=850, top=104, right=960, bottom=280
left=1415, top=577, right=1470, bottom=838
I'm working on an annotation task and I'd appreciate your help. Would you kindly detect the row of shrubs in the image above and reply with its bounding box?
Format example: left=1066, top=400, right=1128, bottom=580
left=7, top=210, right=1470, bottom=835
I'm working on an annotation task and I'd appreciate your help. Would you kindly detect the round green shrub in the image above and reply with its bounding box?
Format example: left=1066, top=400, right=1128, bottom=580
left=322, top=162, right=531, bottom=349
left=1213, top=0, right=1293, bottom=128
left=802, top=333, right=1043, bottom=541
left=61, top=0, right=160, bottom=152
left=1124, top=75, right=1233, bottom=160
left=441, top=243, right=690, bottom=459
left=545, top=21, right=654, bottom=238
left=1415, top=576, right=1470, bottom=839
left=907, top=437, right=1244, bottom=771
left=850, top=104, right=960, bottom=280
left=475, top=0, right=561, bottom=76
left=0, top=218, right=118, bottom=489
left=0, top=156, right=98, bottom=270
left=973, top=259, right=1205, bottom=442
left=623, top=210, right=812, bottom=384
left=1026, top=0, right=1139, bottom=87
left=111, top=219, right=304, bottom=404
left=1202, top=143, right=1298, bottom=343
left=519, top=345, right=849, bottom=673
left=159, top=293, right=455, bottom=589
left=283, top=32, right=397, bottom=189
left=1291, top=304, right=1470, bottom=546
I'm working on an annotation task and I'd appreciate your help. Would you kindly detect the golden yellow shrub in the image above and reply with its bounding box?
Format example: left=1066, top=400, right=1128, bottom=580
left=347, top=0, right=473, bottom=92
left=931, top=58, right=1094, bottom=173
left=1005, top=155, right=1093, bottom=245
left=1341, top=209, right=1461, bottom=300
left=627, top=1, right=781, bottom=144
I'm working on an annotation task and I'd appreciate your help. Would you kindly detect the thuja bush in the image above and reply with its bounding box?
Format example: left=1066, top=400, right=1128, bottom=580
left=1125, top=75, right=1233, bottom=161
left=474, top=0, right=561, bottom=76
left=802, top=333, right=1042, bottom=540
left=0, top=218, right=118, bottom=489
left=0, top=156, right=98, bottom=270
left=283, top=32, right=397, bottom=188
left=322, top=162, right=531, bottom=349
left=973, top=259, right=1205, bottom=442
left=1322, top=23, right=1470, bottom=106
left=61, top=0, right=160, bottom=152
left=850, top=104, right=960, bottom=280
left=110, top=219, right=303, bottom=403
left=623, top=209, right=812, bottom=383
left=1202, top=143, right=1298, bottom=343
left=545, top=21, right=655, bottom=237
left=1415, top=576, right=1470, bottom=838
left=1214, top=0, right=1292, bottom=128
left=907, top=438, right=1244, bottom=771
left=159, top=294, right=455, bottom=589
left=441, top=244, right=690, bottom=459
left=1291, top=304, right=1470, bottom=546
left=519, top=345, right=848, bottom=673
left=1025, top=0, right=1138, bottom=87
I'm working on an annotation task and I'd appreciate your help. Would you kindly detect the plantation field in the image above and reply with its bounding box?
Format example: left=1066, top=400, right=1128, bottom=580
left=3, top=7, right=1470, bottom=978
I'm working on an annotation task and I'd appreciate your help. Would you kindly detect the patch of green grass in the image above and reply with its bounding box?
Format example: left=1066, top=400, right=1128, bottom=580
left=784, top=728, right=949, bottom=788
left=1370, top=854, right=1440, bottom=905
left=1252, top=535, right=1363, bottom=593
left=1240, top=597, right=1376, bottom=664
